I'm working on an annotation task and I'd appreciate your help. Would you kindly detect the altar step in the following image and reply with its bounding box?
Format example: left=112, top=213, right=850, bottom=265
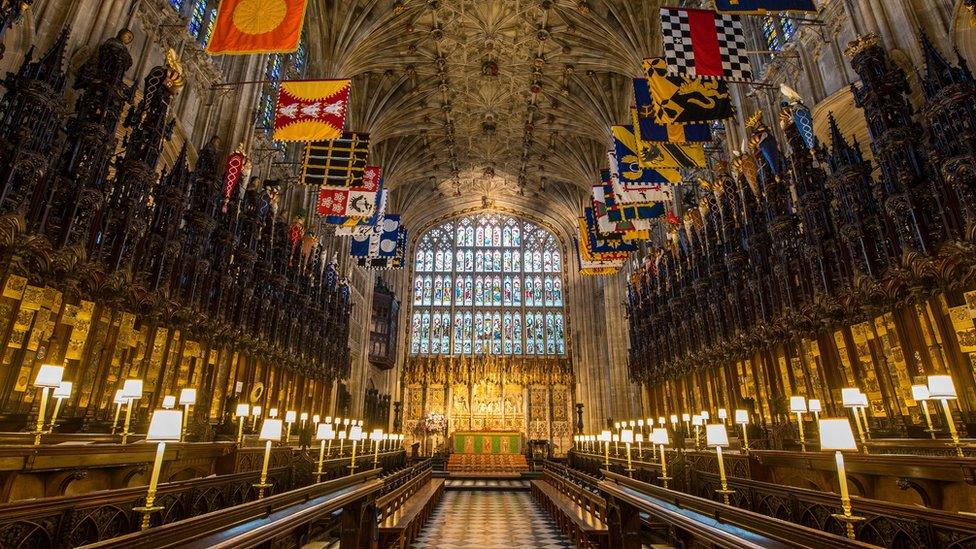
left=444, top=478, right=531, bottom=491
left=446, top=453, right=530, bottom=474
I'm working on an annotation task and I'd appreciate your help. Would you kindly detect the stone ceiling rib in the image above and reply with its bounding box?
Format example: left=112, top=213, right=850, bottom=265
left=301, top=0, right=662, bottom=231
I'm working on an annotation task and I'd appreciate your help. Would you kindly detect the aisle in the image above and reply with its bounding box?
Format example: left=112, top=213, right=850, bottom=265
left=411, top=490, right=573, bottom=548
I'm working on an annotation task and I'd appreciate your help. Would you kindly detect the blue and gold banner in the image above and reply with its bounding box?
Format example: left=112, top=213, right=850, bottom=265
left=612, top=125, right=681, bottom=186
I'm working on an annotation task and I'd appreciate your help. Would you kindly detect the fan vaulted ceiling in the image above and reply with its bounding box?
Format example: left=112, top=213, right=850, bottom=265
left=305, top=0, right=664, bottom=232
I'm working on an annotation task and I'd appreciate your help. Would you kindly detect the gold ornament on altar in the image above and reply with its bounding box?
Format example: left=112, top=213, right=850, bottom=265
left=845, top=34, right=880, bottom=58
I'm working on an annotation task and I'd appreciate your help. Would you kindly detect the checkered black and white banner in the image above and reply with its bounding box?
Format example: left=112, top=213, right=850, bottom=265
left=660, top=7, right=752, bottom=81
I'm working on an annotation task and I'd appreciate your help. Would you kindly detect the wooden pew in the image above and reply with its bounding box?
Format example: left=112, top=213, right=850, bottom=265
left=599, top=471, right=874, bottom=549
left=531, top=464, right=608, bottom=549
left=80, top=469, right=385, bottom=549
left=376, top=461, right=444, bottom=548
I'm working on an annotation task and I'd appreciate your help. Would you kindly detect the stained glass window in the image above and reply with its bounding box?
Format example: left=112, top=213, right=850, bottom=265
left=410, top=213, right=567, bottom=356
left=257, top=34, right=308, bottom=135
left=762, top=16, right=798, bottom=52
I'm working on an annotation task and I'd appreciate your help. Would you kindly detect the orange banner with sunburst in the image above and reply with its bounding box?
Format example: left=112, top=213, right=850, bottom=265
left=205, top=0, right=308, bottom=55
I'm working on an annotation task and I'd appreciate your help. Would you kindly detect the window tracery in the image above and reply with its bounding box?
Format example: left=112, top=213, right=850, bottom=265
left=410, top=213, right=566, bottom=356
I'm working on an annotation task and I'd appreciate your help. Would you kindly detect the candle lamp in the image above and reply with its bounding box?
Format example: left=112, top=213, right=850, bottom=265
left=841, top=388, right=868, bottom=453
left=819, top=418, right=864, bottom=540
left=133, top=409, right=182, bottom=530
left=269, top=408, right=279, bottom=419
left=600, top=430, right=611, bottom=466
left=856, top=392, right=871, bottom=439
left=111, top=390, right=125, bottom=435
left=911, top=384, right=936, bottom=439
left=178, top=388, right=196, bottom=443
left=682, top=413, right=691, bottom=433
left=635, top=433, right=644, bottom=459
left=313, top=414, right=321, bottom=431
left=808, top=399, right=822, bottom=423
left=161, top=396, right=176, bottom=410
left=338, top=430, right=347, bottom=455
left=49, top=381, right=72, bottom=433
left=235, top=403, right=250, bottom=443
left=120, top=379, right=143, bottom=445
left=657, top=417, right=665, bottom=427
left=621, top=428, right=635, bottom=476
left=928, top=375, right=963, bottom=457
left=371, top=429, right=384, bottom=467
left=251, top=405, right=262, bottom=430
left=701, top=411, right=710, bottom=423
left=790, top=396, right=808, bottom=452
left=718, top=409, right=728, bottom=425
left=315, top=423, right=335, bottom=481
left=669, top=415, right=678, bottom=428
left=254, top=419, right=282, bottom=498
left=650, top=427, right=671, bottom=489
left=300, top=412, right=308, bottom=430
left=636, top=419, right=645, bottom=440
left=691, top=415, right=703, bottom=451
left=32, top=365, right=64, bottom=445
left=706, top=424, right=734, bottom=505
left=734, top=409, right=750, bottom=451
left=349, top=425, right=363, bottom=475
left=285, top=410, right=297, bottom=442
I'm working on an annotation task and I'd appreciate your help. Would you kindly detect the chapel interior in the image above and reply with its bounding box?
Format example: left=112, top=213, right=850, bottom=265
left=0, top=0, right=974, bottom=548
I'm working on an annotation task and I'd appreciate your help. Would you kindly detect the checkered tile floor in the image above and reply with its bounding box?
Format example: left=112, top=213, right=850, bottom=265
left=411, top=490, right=573, bottom=548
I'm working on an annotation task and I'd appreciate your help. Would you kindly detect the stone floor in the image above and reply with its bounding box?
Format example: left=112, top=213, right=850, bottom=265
left=443, top=478, right=530, bottom=490
left=411, top=490, right=573, bottom=548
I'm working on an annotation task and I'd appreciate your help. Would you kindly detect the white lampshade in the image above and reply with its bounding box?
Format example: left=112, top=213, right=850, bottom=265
left=350, top=425, right=363, bottom=441
left=635, top=434, right=644, bottom=443
left=146, top=410, right=183, bottom=442
left=819, top=418, right=857, bottom=451
left=121, top=379, right=143, bottom=400
left=34, top=365, right=64, bottom=388
left=259, top=419, right=283, bottom=441
left=691, top=414, right=703, bottom=426
left=599, top=430, right=611, bottom=442
left=357, top=420, right=363, bottom=426
left=371, top=429, right=383, bottom=441
left=235, top=403, right=250, bottom=417
left=928, top=375, right=957, bottom=400
left=670, top=415, right=678, bottom=424
left=628, top=420, right=635, bottom=427
left=650, top=427, right=669, bottom=446
left=841, top=388, right=861, bottom=408
left=269, top=408, right=279, bottom=418
left=911, top=384, right=930, bottom=401
left=285, top=410, right=297, bottom=423
left=808, top=399, right=822, bottom=413
left=705, top=424, right=729, bottom=447
left=161, top=395, right=176, bottom=409
left=718, top=409, right=728, bottom=420
left=313, top=414, right=321, bottom=423
left=252, top=406, right=262, bottom=417
left=734, top=409, right=749, bottom=424
left=325, top=416, right=333, bottom=424
left=637, top=419, right=645, bottom=427
left=612, top=434, right=619, bottom=442
left=113, top=389, right=125, bottom=405
left=620, top=429, right=634, bottom=444
left=316, top=423, right=335, bottom=440
left=343, top=418, right=350, bottom=425
left=658, top=417, right=666, bottom=426
left=790, top=396, right=808, bottom=413
left=178, top=388, right=196, bottom=406
left=681, top=413, right=690, bottom=422
left=300, top=412, right=308, bottom=421
left=857, top=393, right=868, bottom=407
left=338, top=431, right=347, bottom=440
left=614, top=422, right=621, bottom=429
left=701, top=411, right=710, bottom=421
left=53, top=381, right=73, bottom=399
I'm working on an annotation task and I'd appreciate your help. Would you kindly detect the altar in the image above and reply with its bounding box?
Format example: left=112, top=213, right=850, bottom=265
left=452, top=431, right=522, bottom=455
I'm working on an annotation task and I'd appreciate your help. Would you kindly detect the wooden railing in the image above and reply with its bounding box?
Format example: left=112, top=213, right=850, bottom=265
left=567, top=450, right=976, bottom=548
left=376, top=461, right=433, bottom=524
left=599, top=470, right=874, bottom=549
left=0, top=449, right=406, bottom=548
left=691, top=470, right=976, bottom=548
left=80, top=469, right=385, bottom=549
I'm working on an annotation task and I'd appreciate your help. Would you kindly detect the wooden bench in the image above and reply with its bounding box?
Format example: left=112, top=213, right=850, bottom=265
left=377, top=465, right=445, bottom=548
left=531, top=468, right=608, bottom=549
